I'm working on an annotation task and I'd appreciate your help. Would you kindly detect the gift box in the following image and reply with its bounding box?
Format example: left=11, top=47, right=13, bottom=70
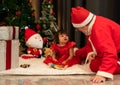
left=0, top=40, right=19, bottom=71
left=0, top=26, right=19, bottom=40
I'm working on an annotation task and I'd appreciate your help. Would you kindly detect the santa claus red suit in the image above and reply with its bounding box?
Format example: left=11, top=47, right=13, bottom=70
left=75, top=37, right=93, bottom=62
left=71, top=6, right=120, bottom=80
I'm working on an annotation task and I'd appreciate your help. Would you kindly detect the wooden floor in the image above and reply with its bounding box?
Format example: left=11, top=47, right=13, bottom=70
left=0, top=74, right=120, bottom=85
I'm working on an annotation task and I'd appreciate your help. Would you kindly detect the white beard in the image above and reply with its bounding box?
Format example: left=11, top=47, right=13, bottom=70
left=26, top=34, right=43, bottom=49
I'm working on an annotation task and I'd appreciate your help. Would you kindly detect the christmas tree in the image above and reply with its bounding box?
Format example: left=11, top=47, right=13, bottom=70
left=0, top=0, right=36, bottom=52
left=0, top=0, right=58, bottom=53
left=39, top=0, right=58, bottom=48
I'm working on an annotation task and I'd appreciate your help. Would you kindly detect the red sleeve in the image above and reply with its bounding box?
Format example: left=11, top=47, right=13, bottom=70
left=50, top=43, right=56, bottom=51
left=67, top=41, right=76, bottom=48
left=75, top=39, right=92, bottom=60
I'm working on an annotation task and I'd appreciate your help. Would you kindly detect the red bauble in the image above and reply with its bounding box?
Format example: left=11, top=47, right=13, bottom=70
left=43, top=0, right=49, bottom=2
left=36, top=24, right=41, bottom=30
left=16, top=10, right=21, bottom=16
left=32, top=13, right=35, bottom=17
left=52, top=12, right=55, bottom=16
left=49, top=0, right=53, bottom=3
left=43, top=37, right=49, bottom=43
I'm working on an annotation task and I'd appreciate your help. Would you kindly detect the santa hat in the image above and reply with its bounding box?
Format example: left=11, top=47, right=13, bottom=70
left=71, top=6, right=94, bottom=28
left=25, top=26, right=37, bottom=41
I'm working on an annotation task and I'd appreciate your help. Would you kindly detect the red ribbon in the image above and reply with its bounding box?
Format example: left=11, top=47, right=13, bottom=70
left=6, top=40, right=11, bottom=70
left=12, top=26, right=15, bottom=39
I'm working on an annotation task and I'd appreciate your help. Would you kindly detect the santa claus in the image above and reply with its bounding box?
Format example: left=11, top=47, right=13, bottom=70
left=21, top=26, right=43, bottom=59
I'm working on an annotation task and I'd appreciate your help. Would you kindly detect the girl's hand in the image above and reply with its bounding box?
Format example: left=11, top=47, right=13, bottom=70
left=62, top=58, right=71, bottom=64
left=62, top=60, right=67, bottom=64
left=90, top=75, right=106, bottom=83
left=53, top=58, right=57, bottom=62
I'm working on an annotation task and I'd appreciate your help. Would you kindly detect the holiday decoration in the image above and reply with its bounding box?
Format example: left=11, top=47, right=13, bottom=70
left=0, top=0, right=58, bottom=53
left=39, top=0, right=58, bottom=48
left=0, top=26, right=19, bottom=40
left=43, top=47, right=53, bottom=57
left=0, top=0, right=36, bottom=52
left=50, top=64, right=63, bottom=70
left=36, top=23, right=41, bottom=31
left=20, top=64, right=30, bottom=68
left=0, top=40, right=19, bottom=71
left=21, top=26, right=43, bottom=58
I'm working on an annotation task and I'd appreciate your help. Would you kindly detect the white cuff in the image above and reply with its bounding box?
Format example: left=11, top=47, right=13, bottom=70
left=96, top=71, right=113, bottom=80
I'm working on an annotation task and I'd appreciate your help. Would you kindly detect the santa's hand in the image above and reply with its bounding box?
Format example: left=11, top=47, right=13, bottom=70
left=90, top=75, right=106, bottom=83
left=85, top=52, right=96, bottom=64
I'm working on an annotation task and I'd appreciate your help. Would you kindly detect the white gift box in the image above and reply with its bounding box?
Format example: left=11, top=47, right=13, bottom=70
left=0, top=40, right=19, bottom=71
left=0, top=26, right=19, bottom=40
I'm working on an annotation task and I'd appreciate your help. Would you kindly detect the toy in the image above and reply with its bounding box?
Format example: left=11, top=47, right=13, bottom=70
left=43, top=48, right=53, bottom=57
left=20, top=64, right=30, bottom=68
left=21, top=26, right=43, bottom=59
left=51, top=64, right=63, bottom=70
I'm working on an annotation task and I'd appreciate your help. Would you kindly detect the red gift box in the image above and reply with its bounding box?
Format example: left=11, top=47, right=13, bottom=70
left=0, top=40, right=19, bottom=71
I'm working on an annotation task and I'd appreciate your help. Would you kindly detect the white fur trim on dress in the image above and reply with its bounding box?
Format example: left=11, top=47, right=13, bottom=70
left=96, top=71, right=113, bottom=80
left=72, top=13, right=94, bottom=28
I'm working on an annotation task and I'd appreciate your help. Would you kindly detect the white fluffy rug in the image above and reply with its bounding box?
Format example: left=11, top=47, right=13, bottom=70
left=0, top=57, right=94, bottom=75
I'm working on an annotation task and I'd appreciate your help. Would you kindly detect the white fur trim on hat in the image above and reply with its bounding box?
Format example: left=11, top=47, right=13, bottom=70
left=72, top=13, right=94, bottom=28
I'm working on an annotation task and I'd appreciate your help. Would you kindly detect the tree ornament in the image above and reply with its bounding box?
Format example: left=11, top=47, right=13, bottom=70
left=36, top=23, right=41, bottom=31
left=32, top=12, right=35, bottom=17
left=49, top=0, right=53, bottom=3
left=48, top=5, right=51, bottom=8
left=43, top=24, right=47, bottom=29
left=43, top=0, right=49, bottom=2
left=29, top=0, right=33, bottom=4
left=1, top=6, right=9, bottom=12
left=15, top=10, right=21, bottom=16
left=43, top=37, right=48, bottom=43
left=52, top=11, right=55, bottom=16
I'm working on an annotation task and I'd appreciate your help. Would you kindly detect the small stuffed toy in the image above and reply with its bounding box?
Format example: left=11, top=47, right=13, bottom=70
left=43, top=48, right=53, bottom=57
left=21, top=26, right=43, bottom=59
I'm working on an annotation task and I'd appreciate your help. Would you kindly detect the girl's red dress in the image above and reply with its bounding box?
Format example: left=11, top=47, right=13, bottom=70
left=43, top=41, right=81, bottom=67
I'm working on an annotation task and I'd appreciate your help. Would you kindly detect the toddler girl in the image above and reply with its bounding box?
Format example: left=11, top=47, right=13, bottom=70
left=43, top=30, right=80, bottom=69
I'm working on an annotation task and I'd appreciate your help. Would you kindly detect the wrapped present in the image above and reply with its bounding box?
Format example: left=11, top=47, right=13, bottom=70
left=0, top=26, right=19, bottom=40
left=0, top=40, right=19, bottom=71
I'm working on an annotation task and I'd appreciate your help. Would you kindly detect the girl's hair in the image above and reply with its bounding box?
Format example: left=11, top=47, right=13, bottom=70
left=54, top=30, right=68, bottom=44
